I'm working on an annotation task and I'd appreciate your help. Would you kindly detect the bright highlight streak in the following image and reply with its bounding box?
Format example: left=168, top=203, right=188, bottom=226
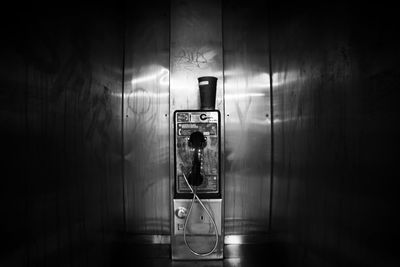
left=225, top=93, right=265, bottom=99
left=225, top=235, right=242, bottom=244
left=131, top=67, right=169, bottom=86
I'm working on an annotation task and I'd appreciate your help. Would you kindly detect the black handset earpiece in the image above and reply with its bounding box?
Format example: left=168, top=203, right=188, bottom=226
left=187, top=131, right=206, bottom=186
left=188, top=131, right=206, bottom=149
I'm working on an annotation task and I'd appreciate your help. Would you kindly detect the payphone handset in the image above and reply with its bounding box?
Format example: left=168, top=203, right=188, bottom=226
left=174, top=110, right=221, bottom=198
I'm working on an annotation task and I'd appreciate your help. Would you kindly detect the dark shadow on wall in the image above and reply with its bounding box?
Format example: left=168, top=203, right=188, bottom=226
left=269, top=2, right=400, bottom=266
left=0, top=2, right=126, bottom=266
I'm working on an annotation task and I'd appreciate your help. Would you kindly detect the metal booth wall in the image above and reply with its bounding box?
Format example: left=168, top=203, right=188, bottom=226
left=270, top=3, right=400, bottom=266
left=2, top=1, right=399, bottom=266
left=1, top=3, right=125, bottom=266
left=0, top=4, right=274, bottom=265
left=123, top=1, right=170, bottom=235
left=124, top=0, right=273, bottom=237
left=223, top=0, right=271, bottom=236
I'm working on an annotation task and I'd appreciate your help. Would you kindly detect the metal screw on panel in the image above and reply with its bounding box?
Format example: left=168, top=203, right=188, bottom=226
left=176, top=207, right=187, bottom=219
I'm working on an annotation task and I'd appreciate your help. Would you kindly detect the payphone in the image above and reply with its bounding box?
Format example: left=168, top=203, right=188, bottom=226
left=171, top=109, right=223, bottom=260
left=175, top=111, right=221, bottom=198
left=171, top=76, right=223, bottom=260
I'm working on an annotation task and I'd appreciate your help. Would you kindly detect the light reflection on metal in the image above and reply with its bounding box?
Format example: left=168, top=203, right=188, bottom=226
left=173, top=46, right=218, bottom=71
left=111, top=91, right=169, bottom=99
left=224, top=117, right=271, bottom=126
left=124, top=2, right=170, bottom=234
left=225, top=93, right=266, bottom=99
left=110, top=66, right=169, bottom=99
left=130, top=67, right=169, bottom=86
left=224, top=71, right=286, bottom=90
left=170, top=0, right=224, bottom=260
left=224, top=259, right=241, bottom=265
left=272, top=117, right=307, bottom=124
left=170, top=0, right=223, bottom=111
left=223, top=0, right=271, bottom=235
left=224, top=235, right=242, bottom=244
left=272, top=71, right=300, bottom=88
left=170, top=52, right=223, bottom=110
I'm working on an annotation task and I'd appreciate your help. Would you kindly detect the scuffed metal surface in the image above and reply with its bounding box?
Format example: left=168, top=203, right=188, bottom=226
left=170, top=0, right=224, bottom=111
left=270, top=4, right=400, bottom=266
left=124, top=2, right=170, bottom=234
left=169, top=0, right=225, bottom=249
left=223, top=0, right=272, bottom=235
left=0, top=4, right=124, bottom=265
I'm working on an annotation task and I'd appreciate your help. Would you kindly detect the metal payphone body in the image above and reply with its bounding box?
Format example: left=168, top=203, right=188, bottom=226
left=172, top=110, right=223, bottom=260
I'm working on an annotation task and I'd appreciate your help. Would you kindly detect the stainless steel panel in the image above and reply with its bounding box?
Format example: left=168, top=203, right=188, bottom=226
left=1, top=6, right=124, bottom=265
left=124, top=2, right=170, bottom=234
left=170, top=0, right=224, bottom=111
left=223, top=1, right=271, bottom=234
left=172, top=199, right=223, bottom=260
left=173, top=199, right=222, bottom=236
left=270, top=4, right=400, bottom=266
left=170, top=0, right=224, bottom=258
